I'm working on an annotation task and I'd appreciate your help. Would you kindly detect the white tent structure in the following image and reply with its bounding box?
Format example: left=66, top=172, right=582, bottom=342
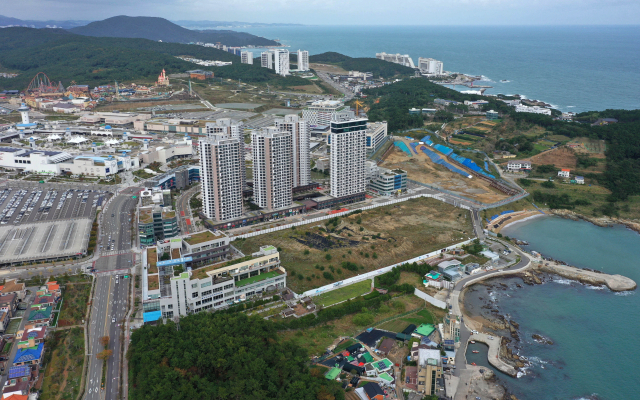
left=67, top=136, right=89, bottom=145
left=47, top=134, right=62, bottom=142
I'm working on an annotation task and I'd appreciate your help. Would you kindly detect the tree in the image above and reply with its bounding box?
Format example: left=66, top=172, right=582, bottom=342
left=99, top=336, right=110, bottom=347
left=97, top=349, right=113, bottom=360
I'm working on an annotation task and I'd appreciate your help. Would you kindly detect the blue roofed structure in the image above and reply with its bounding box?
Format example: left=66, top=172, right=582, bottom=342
left=14, top=343, right=44, bottom=365
left=143, top=310, right=162, bottom=323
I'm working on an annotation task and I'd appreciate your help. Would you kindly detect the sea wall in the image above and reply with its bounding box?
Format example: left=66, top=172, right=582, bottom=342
left=535, top=262, right=637, bottom=292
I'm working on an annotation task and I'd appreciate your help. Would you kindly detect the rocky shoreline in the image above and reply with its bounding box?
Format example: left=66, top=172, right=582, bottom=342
left=549, top=209, right=640, bottom=235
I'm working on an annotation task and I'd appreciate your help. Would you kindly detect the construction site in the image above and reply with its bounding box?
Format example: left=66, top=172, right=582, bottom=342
left=380, top=137, right=514, bottom=204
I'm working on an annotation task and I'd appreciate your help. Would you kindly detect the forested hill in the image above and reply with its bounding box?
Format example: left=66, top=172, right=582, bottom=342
left=310, top=52, right=415, bottom=78
left=0, top=28, right=297, bottom=90
left=68, top=16, right=278, bottom=47
left=129, top=313, right=344, bottom=400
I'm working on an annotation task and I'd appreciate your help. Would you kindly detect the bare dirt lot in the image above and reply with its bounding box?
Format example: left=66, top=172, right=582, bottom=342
left=525, top=146, right=577, bottom=169
left=310, top=63, right=349, bottom=75
left=380, top=145, right=508, bottom=204
left=234, top=197, right=473, bottom=293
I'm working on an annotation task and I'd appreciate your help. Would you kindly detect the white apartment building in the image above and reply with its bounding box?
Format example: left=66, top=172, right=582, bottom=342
left=418, top=58, right=444, bottom=75
left=241, top=51, right=254, bottom=65
left=199, top=135, right=244, bottom=221
left=274, top=114, right=310, bottom=188
left=261, top=51, right=273, bottom=69
left=206, top=118, right=243, bottom=140
left=365, top=121, right=388, bottom=155
left=252, top=127, right=293, bottom=210
left=297, top=50, right=309, bottom=71
left=329, top=111, right=367, bottom=198
left=375, top=52, right=415, bottom=68
left=274, top=49, right=290, bottom=76
left=302, top=100, right=346, bottom=127
left=515, top=105, right=552, bottom=115
left=506, top=160, right=532, bottom=172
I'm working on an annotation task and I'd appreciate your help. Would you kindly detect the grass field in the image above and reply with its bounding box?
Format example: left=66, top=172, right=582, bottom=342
left=57, top=283, right=91, bottom=327
left=233, top=197, right=473, bottom=293
left=313, top=280, right=372, bottom=307
left=41, top=327, right=85, bottom=400
left=282, top=294, right=425, bottom=356
left=377, top=309, right=436, bottom=333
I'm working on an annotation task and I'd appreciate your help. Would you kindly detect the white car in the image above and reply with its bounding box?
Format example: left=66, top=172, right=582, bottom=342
left=112, top=317, right=116, bottom=323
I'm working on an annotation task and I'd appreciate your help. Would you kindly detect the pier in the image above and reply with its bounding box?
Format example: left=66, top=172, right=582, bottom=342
left=468, top=333, right=517, bottom=377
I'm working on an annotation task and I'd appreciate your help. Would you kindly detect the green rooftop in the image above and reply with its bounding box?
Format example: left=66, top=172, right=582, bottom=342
left=235, top=270, right=280, bottom=287
left=379, top=372, right=394, bottom=382
left=373, top=358, right=393, bottom=371
left=415, top=324, right=436, bottom=337
left=325, top=367, right=341, bottom=380
left=184, top=230, right=220, bottom=245
left=28, top=306, right=52, bottom=321
left=171, top=272, right=190, bottom=281
left=360, top=352, right=374, bottom=363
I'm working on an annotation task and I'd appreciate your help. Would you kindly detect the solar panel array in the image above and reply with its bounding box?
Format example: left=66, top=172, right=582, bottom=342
left=8, top=366, right=29, bottom=379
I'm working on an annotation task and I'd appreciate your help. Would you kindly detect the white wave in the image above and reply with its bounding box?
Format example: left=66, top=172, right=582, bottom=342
left=585, top=285, right=606, bottom=290
left=567, top=106, right=576, bottom=108
left=552, top=279, right=573, bottom=285
left=573, top=394, right=599, bottom=400
left=480, top=75, right=495, bottom=82
left=615, top=290, right=635, bottom=296
left=519, top=94, right=528, bottom=99
left=547, top=103, right=559, bottom=109
left=500, top=80, right=511, bottom=83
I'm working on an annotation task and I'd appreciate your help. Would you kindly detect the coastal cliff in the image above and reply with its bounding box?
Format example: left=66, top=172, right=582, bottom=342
left=549, top=209, right=640, bottom=234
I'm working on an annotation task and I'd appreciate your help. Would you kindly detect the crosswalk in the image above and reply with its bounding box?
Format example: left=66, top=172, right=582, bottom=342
left=95, top=269, right=130, bottom=277
left=100, top=249, right=131, bottom=256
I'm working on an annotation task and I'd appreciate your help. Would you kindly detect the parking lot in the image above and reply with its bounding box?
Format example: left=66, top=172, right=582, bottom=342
left=0, top=186, right=107, bottom=225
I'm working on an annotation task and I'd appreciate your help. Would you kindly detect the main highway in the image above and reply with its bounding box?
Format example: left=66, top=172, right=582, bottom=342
left=85, top=187, right=141, bottom=400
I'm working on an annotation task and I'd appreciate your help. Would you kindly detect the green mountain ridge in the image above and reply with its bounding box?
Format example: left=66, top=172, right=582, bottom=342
left=0, top=28, right=298, bottom=90
left=309, top=51, right=415, bottom=78
left=68, top=16, right=278, bottom=47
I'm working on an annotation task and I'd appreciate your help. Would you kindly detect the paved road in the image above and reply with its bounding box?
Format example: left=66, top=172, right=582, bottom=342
left=85, top=188, right=140, bottom=400
left=315, top=71, right=354, bottom=101
left=175, top=185, right=199, bottom=235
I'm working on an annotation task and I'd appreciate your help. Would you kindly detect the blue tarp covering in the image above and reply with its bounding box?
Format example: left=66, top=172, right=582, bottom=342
left=500, top=210, right=514, bottom=215
left=491, top=215, right=499, bottom=221
left=433, top=144, right=453, bottom=156
left=484, top=161, right=490, bottom=172
left=421, top=136, right=431, bottom=143
left=449, top=153, right=496, bottom=179
left=424, top=140, right=434, bottom=146
left=144, top=311, right=162, bottom=323
left=419, top=146, right=470, bottom=178
left=394, top=141, right=413, bottom=156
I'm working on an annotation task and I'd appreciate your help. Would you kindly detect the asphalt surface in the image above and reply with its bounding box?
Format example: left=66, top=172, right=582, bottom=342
left=175, top=185, right=199, bottom=235
left=85, top=188, right=140, bottom=400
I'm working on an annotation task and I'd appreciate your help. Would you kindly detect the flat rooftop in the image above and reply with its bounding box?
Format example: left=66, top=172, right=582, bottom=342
left=235, top=270, right=282, bottom=287
left=183, top=230, right=223, bottom=245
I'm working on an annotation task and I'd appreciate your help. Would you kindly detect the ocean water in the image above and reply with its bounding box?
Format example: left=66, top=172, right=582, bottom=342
left=463, top=216, right=640, bottom=400
left=240, top=25, right=640, bottom=112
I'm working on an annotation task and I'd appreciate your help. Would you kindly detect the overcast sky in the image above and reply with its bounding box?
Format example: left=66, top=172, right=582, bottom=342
left=4, top=0, right=640, bottom=25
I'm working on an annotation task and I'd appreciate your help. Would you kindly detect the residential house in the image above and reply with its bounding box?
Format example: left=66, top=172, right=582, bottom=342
left=591, top=118, right=617, bottom=126
left=362, top=382, right=385, bottom=400
left=558, top=169, right=570, bottom=178
left=27, top=305, right=53, bottom=327
left=0, top=280, right=25, bottom=301
left=1, top=378, right=31, bottom=398
left=13, top=343, right=44, bottom=366
left=506, top=160, right=532, bottom=172
left=0, top=311, right=10, bottom=335
left=377, top=338, right=395, bottom=356
left=437, top=260, right=462, bottom=273
left=575, top=176, right=585, bottom=184
left=3, top=390, right=29, bottom=400
left=16, top=327, right=46, bottom=349
left=33, top=294, right=55, bottom=308
left=0, top=293, right=17, bottom=318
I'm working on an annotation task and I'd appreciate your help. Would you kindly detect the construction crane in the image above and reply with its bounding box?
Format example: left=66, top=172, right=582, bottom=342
left=354, top=100, right=364, bottom=116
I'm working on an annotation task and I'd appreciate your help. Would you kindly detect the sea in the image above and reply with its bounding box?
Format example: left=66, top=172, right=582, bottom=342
left=239, top=25, right=640, bottom=112
left=463, top=216, right=640, bottom=400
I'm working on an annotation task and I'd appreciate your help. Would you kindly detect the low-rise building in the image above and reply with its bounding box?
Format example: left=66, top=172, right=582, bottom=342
left=558, top=169, right=570, bottom=178
left=437, top=260, right=462, bottom=273
left=575, top=176, right=585, bottom=184
left=515, top=105, right=551, bottom=115
left=417, top=348, right=443, bottom=396
left=1, top=280, right=25, bottom=302
left=0, top=293, right=17, bottom=318
left=141, top=241, right=285, bottom=323
left=140, top=143, right=194, bottom=165
left=506, top=160, right=532, bottom=172
left=368, top=167, right=407, bottom=195
left=138, top=205, right=180, bottom=246
left=60, top=155, right=119, bottom=177
left=365, top=121, right=388, bottom=155
left=13, top=343, right=44, bottom=366
left=27, top=306, right=53, bottom=327
left=362, top=382, right=385, bottom=400
left=486, top=110, right=499, bottom=119
left=16, top=327, right=47, bottom=349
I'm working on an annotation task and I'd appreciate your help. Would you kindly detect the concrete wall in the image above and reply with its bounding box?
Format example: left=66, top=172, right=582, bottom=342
left=413, top=288, right=446, bottom=309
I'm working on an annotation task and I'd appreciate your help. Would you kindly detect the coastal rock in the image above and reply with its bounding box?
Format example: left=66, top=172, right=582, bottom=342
left=550, top=209, right=640, bottom=235
left=510, top=320, right=520, bottom=329
left=537, top=262, right=637, bottom=291
left=532, top=334, right=554, bottom=345
left=510, top=395, right=520, bottom=400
